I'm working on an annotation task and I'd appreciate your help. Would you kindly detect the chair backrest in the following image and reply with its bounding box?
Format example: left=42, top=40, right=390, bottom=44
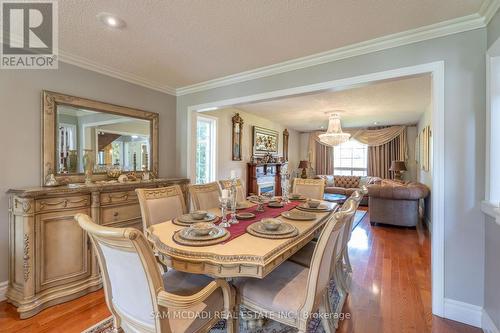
left=136, top=185, right=187, bottom=231
left=337, top=199, right=359, bottom=259
left=292, top=178, right=325, bottom=200
left=219, top=179, right=246, bottom=202
left=188, top=182, right=221, bottom=210
left=75, top=214, right=168, bottom=333
left=301, top=203, right=357, bottom=314
left=340, top=190, right=363, bottom=246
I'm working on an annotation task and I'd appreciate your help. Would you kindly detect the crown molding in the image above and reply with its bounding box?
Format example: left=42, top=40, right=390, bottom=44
left=58, top=51, right=177, bottom=95
left=479, top=0, right=500, bottom=24
left=176, top=12, right=490, bottom=96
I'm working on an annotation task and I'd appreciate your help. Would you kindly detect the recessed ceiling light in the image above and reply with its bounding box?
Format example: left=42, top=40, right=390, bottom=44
left=97, top=13, right=126, bottom=29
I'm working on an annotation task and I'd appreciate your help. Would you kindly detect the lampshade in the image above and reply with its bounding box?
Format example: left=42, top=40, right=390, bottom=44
left=318, top=113, right=351, bottom=146
left=389, top=160, right=407, bottom=172
left=298, top=160, right=309, bottom=169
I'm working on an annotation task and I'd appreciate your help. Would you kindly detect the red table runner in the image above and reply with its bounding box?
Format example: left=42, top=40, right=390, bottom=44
left=218, top=201, right=301, bottom=243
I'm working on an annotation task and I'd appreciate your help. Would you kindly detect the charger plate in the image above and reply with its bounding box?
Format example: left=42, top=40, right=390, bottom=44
left=281, top=210, right=316, bottom=221
left=296, top=202, right=333, bottom=212
left=173, top=227, right=230, bottom=246
left=177, top=212, right=218, bottom=224
left=173, top=215, right=220, bottom=226
left=247, top=222, right=298, bottom=239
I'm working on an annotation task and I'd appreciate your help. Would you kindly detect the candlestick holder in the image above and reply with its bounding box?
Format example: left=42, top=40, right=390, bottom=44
left=219, top=197, right=230, bottom=228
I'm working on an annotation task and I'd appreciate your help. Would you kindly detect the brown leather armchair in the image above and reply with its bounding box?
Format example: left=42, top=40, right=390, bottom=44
left=368, top=180, right=429, bottom=227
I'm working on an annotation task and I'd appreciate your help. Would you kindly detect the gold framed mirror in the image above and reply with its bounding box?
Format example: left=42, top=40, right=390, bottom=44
left=42, top=91, right=159, bottom=184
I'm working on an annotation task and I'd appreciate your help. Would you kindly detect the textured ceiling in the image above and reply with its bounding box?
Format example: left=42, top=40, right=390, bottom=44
left=59, top=0, right=483, bottom=89
left=233, top=74, right=431, bottom=132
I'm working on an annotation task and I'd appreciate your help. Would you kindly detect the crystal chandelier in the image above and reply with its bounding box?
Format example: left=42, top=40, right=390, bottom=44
left=318, top=113, right=350, bottom=146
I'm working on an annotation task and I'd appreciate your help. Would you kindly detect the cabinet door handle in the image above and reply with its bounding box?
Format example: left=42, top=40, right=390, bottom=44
left=113, top=212, right=119, bottom=218
left=107, top=193, right=129, bottom=202
left=39, top=198, right=88, bottom=209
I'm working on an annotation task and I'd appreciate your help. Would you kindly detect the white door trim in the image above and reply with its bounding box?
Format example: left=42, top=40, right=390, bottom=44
left=185, top=61, right=446, bottom=317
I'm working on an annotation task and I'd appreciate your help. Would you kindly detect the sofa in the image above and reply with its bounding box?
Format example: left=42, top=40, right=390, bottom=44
left=316, top=175, right=382, bottom=205
left=367, top=180, right=430, bottom=227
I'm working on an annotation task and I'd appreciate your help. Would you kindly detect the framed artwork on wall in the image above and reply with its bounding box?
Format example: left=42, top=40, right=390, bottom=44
left=232, top=113, right=243, bottom=161
left=283, top=129, right=289, bottom=161
left=415, top=133, right=419, bottom=165
left=253, top=126, right=278, bottom=156
left=421, top=126, right=431, bottom=171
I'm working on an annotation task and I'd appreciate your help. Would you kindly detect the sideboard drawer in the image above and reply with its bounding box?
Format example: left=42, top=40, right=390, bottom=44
left=100, top=191, right=138, bottom=205
left=101, top=203, right=142, bottom=225
left=36, top=195, right=90, bottom=213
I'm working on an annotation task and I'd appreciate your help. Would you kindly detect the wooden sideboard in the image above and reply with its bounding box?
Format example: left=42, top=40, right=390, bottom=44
left=6, top=178, right=189, bottom=318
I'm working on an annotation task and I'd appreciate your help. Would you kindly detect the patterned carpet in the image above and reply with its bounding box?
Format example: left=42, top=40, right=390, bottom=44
left=82, top=211, right=366, bottom=333
left=82, top=280, right=340, bottom=333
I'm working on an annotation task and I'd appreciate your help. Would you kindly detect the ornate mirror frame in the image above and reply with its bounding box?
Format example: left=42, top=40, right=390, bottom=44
left=42, top=90, right=159, bottom=184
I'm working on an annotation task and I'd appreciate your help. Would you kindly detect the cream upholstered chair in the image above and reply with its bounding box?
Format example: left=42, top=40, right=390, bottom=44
left=292, top=178, right=325, bottom=200
left=188, top=182, right=221, bottom=210
left=75, top=213, right=235, bottom=333
left=219, top=179, right=246, bottom=203
left=234, top=209, right=352, bottom=333
left=136, top=185, right=187, bottom=232
left=287, top=194, right=361, bottom=329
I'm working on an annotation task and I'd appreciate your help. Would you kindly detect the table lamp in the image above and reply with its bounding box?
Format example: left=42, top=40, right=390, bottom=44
left=298, top=160, right=309, bottom=179
left=389, top=160, right=407, bottom=180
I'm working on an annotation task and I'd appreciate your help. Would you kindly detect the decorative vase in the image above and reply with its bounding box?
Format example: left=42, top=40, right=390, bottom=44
left=82, top=150, right=94, bottom=184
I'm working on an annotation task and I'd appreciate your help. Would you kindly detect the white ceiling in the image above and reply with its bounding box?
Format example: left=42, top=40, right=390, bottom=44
left=59, top=0, right=487, bottom=91
left=232, top=74, right=431, bottom=132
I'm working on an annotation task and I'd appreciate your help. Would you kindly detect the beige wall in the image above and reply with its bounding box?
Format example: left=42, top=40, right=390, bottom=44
left=203, top=108, right=300, bottom=191
left=0, top=62, right=177, bottom=283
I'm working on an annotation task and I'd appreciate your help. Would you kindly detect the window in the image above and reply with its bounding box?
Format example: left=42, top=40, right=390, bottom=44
left=333, top=140, right=368, bottom=176
left=196, top=116, right=217, bottom=184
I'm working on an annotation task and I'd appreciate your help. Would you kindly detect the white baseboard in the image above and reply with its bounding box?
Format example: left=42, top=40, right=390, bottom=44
left=483, top=309, right=500, bottom=333
left=443, top=298, right=482, bottom=328
left=0, top=281, right=8, bottom=302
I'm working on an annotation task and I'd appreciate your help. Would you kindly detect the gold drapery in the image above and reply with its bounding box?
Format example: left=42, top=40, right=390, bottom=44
left=308, top=126, right=408, bottom=177
left=314, top=141, right=334, bottom=175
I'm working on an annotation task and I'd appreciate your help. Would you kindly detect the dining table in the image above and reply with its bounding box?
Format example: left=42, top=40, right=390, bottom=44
left=148, top=199, right=338, bottom=279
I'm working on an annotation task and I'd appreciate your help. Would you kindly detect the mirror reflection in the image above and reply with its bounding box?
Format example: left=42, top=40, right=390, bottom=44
left=56, top=105, right=151, bottom=174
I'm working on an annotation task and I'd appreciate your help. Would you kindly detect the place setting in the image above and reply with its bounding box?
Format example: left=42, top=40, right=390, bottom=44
left=246, top=218, right=299, bottom=239
left=288, top=192, right=307, bottom=201
left=172, top=210, right=220, bottom=226
left=296, top=199, right=336, bottom=212
left=172, top=221, right=230, bottom=246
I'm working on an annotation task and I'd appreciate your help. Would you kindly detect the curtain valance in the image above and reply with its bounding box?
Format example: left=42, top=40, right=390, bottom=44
left=307, top=125, right=408, bottom=170
left=311, top=125, right=406, bottom=147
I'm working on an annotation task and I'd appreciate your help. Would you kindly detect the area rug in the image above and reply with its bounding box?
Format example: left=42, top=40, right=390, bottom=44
left=352, top=210, right=367, bottom=230
left=81, top=280, right=342, bottom=333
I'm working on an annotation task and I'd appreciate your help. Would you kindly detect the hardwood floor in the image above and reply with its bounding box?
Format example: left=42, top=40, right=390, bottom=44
left=337, top=211, right=481, bottom=333
left=0, top=210, right=482, bottom=333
